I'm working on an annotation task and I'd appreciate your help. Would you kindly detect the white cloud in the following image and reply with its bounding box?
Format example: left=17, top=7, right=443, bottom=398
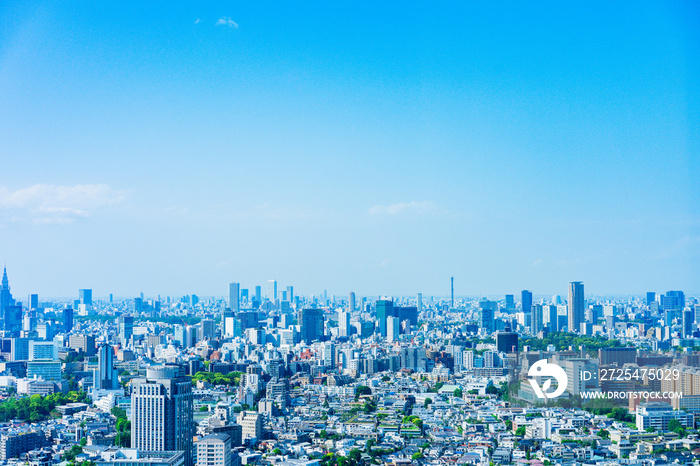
left=194, top=18, right=201, bottom=24
left=216, top=17, right=238, bottom=28
left=0, top=184, right=126, bottom=224
left=532, top=258, right=543, bottom=266
left=368, top=201, right=443, bottom=216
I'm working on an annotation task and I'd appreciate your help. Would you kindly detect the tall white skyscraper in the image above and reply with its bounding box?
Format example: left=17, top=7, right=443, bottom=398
left=387, top=316, right=400, bottom=342
left=131, top=366, right=193, bottom=466
left=267, top=280, right=277, bottom=302
left=417, top=293, right=423, bottom=313
left=229, top=282, right=240, bottom=312
left=339, top=310, right=350, bottom=337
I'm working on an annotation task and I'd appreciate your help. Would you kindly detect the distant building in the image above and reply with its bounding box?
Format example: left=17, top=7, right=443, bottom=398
left=599, top=347, right=636, bottom=367
left=387, top=316, right=400, bottom=342
left=568, top=282, right=584, bottom=333
left=79, top=289, right=93, bottom=305
left=496, top=328, right=518, bottom=353
left=229, top=283, right=240, bottom=313
left=299, top=308, right=324, bottom=343
left=376, top=299, right=393, bottom=337
left=94, top=343, right=119, bottom=390
left=69, top=334, right=96, bottom=356
left=119, top=316, right=134, bottom=347
left=63, top=307, right=74, bottom=333
left=338, top=310, right=350, bottom=337
left=521, top=290, right=532, bottom=314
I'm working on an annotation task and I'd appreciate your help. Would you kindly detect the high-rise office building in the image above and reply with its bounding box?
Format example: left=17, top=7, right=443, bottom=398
left=531, top=304, right=543, bottom=335
left=546, top=305, right=558, bottom=331
left=286, top=286, right=294, bottom=304
left=417, top=293, right=423, bottom=313
left=663, top=291, right=685, bottom=311
left=396, top=306, right=418, bottom=327
left=376, top=299, right=393, bottom=337
left=568, top=282, right=584, bottom=333
left=131, top=366, right=193, bottom=466
left=683, top=309, right=694, bottom=338
left=69, top=334, right=96, bottom=356
left=479, top=300, right=497, bottom=333
left=348, top=292, right=355, bottom=314
left=63, top=307, right=74, bottom=333
left=267, top=280, right=277, bottom=302
left=646, top=292, right=656, bottom=306
left=323, top=341, right=335, bottom=369
left=300, top=308, right=324, bottom=343
left=119, top=316, right=134, bottom=347
left=28, top=294, right=38, bottom=310
left=387, top=316, right=400, bottom=342
left=94, top=343, right=119, bottom=390
left=496, top=326, right=518, bottom=353
left=229, top=283, right=240, bottom=313
left=521, top=290, right=532, bottom=314
left=0, top=268, right=14, bottom=316
left=79, top=289, right=93, bottom=305
left=338, top=310, right=350, bottom=337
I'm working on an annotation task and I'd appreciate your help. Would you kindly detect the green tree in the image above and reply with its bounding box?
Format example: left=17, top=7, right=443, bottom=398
left=355, top=385, right=372, bottom=400
left=515, top=426, right=526, bottom=436
left=424, top=398, right=433, bottom=408
left=453, top=388, right=463, bottom=398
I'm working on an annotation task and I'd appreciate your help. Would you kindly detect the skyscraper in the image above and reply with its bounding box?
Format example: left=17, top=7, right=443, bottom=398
left=0, top=267, right=14, bottom=316
left=479, top=300, right=496, bottom=333
left=79, top=289, right=93, bottom=305
left=521, top=290, right=532, bottom=314
left=546, top=304, right=558, bottom=331
left=387, top=316, right=400, bottom=342
left=338, top=310, right=350, bottom=337
left=531, top=304, right=543, bottom=334
left=229, top=282, right=240, bottom=313
left=300, top=308, right=324, bottom=343
left=568, top=282, right=584, bottom=334
left=267, top=280, right=277, bottom=302
left=131, top=366, right=193, bottom=466
left=94, top=343, right=119, bottom=390
left=417, top=293, right=423, bottom=313
left=28, top=294, right=38, bottom=310
left=496, top=326, right=518, bottom=353
left=348, top=292, right=355, bottom=314
left=376, top=299, right=393, bottom=337
left=63, top=307, right=73, bottom=333
left=119, top=315, right=134, bottom=347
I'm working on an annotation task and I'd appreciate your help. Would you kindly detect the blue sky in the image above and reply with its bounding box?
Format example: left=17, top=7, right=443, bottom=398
left=1, top=1, right=698, bottom=299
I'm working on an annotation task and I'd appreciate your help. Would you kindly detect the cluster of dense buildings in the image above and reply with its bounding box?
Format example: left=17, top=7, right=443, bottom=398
left=0, top=269, right=699, bottom=465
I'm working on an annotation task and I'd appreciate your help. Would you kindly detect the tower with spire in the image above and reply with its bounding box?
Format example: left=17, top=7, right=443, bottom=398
left=0, top=266, right=14, bottom=314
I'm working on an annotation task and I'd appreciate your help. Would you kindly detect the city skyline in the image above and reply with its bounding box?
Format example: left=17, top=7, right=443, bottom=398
left=1, top=2, right=698, bottom=297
